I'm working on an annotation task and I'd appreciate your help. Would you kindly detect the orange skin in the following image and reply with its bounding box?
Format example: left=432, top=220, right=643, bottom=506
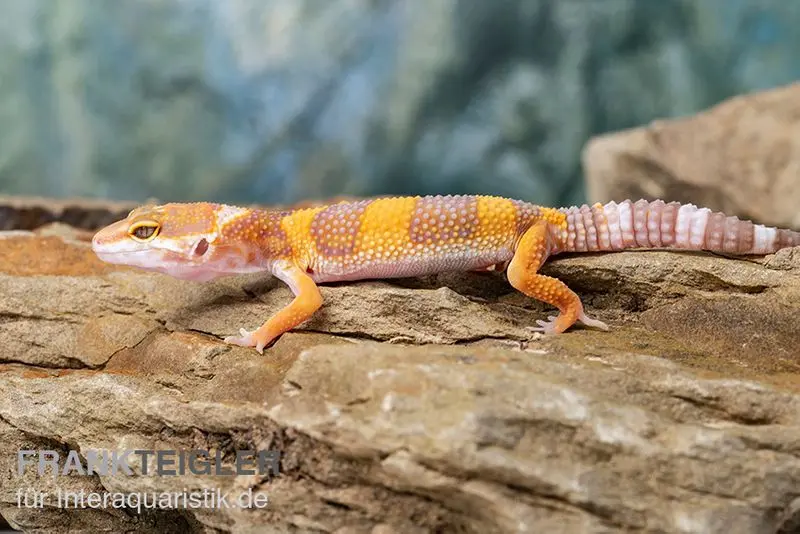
left=92, top=195, right=606, bottom=352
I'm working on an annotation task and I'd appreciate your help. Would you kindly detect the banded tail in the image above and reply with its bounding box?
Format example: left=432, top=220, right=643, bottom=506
left=557, top=199, right=800, bottom=255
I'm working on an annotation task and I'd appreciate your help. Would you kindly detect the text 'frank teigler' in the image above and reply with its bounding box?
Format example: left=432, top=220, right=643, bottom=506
left=17, top=449, right=281, bottom=477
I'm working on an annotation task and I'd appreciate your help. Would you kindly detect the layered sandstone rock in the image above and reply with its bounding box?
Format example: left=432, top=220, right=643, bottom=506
left=583, top=82, right=800, bottom=230
left=0, top=224, right=798, bottom=533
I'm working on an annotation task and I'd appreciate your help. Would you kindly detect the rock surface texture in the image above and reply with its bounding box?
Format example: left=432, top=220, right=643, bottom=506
left=0, top=222, right=799, bottom=533
left=583, top=82, right=800, bottom=230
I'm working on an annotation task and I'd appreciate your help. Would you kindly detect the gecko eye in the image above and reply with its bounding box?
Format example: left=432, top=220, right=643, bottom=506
left=128, top=221, right=160, bottom=242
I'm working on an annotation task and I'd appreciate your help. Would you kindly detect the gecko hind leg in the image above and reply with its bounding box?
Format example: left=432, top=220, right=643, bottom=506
left=507, top=220, right=609, bottom=334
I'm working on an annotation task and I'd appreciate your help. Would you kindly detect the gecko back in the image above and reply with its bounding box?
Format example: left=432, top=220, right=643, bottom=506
left=281, top=195, right=546, bottom=282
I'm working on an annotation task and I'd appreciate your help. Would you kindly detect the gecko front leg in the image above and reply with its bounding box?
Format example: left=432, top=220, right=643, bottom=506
left=507, top=220, right=609, bottom=334
left=224, top=259, right=323, bottom=353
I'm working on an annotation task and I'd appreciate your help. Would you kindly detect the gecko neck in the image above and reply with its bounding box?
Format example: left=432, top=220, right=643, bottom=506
left=209, top=207, right=292, bottom=273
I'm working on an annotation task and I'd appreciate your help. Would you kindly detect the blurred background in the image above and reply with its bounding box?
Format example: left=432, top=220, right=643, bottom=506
left=0, top=0, right=798, bottom=208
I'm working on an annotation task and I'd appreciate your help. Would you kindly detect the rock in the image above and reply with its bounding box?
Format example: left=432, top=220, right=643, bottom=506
left=583, top=82, right=800, bottom=230
left=0, top=195, right=139, bottom=232
left=0, top=230, right=799, bottom=533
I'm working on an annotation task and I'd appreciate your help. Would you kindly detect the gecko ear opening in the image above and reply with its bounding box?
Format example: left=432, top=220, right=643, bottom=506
left=193, top=238, right=209, bottom=256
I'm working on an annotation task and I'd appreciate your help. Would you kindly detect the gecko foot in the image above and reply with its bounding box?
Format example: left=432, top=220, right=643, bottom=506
left=530, top=315, right=561, bottom=334
left=223, top=328, right=273, bottom=354
left=529, top=311, right=610, bottom=334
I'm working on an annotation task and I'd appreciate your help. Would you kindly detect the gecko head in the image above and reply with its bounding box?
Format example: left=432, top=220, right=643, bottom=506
left=91, top=202, right=239, bottom=281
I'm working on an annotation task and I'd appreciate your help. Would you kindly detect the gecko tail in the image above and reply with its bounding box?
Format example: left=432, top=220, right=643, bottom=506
left=556, top=199, right=800, bottom=255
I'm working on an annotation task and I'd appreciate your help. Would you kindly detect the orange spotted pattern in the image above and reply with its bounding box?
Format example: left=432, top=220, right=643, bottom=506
left=273, top=195, right=549, bottom=279
left=216, top=208, right=291, bottom=261
left=157, top=203, right=218, bottom=236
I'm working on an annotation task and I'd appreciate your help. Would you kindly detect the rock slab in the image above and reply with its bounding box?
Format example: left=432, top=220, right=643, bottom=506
left=0, top=227, right=798, bottom=533
left=583, top=82, right=800, bottom=230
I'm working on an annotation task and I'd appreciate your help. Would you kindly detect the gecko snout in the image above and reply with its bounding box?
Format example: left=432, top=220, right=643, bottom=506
left=91, top=230, right=104, bottom=249
left=90, top=218, right=133, bottom=255
left=91, top=226, right=116, bottom=251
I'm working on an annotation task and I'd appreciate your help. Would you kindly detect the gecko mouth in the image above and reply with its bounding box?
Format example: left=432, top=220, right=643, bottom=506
left=92, top=249, right=128, bottom=255
left=91, top=247, right=141, bottom=258
left=91, top=246, right=162, bottom=265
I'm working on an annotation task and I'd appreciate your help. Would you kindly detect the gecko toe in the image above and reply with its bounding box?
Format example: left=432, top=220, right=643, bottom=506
left=223, top=328, right=257, bottom=348
left=577, top=312, right=610, bottom=331
left=223, top=327, right=276, bottom=353
left=530, top=318, right=556, bottom=334
left=530, top=312, right=609, bottom=334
